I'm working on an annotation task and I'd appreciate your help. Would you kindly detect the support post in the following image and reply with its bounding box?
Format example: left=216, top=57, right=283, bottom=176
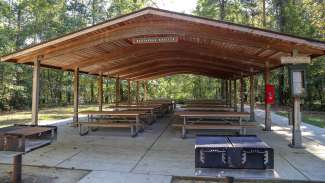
left=240, top=77, right=244, bottom=112
left=290, top=97, right=303, bottom=148
left=225, top=80, right=229, bottom=106
left=115, top=77, right=120, bottom=106
left=73, top=67, right=79, bottom=124
left=229, top=80, right=232, bottom=107
left=98, top=73, right=103, bottom=111
left=143, top=81, right=147, bottom=101
left=221, top=80, right=224, bottom=99
left=136, top=81, right=139, bottom=104
left=264, top=61, right=272, bottom=131
left=249, top=71, right=255, bottom=121
left=233, top=80, right=237, bottom=112
left=32, top=56, right=41, bottom=125
left=289, top=49, right=304, bottom=148
left=12, top=154, right=22, bottom=183
left=128, top=80, right=131, bottom=104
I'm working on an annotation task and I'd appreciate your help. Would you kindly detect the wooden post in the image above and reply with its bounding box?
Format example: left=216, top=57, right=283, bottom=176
left=73, top=67, right=79, bottom=124
left=115, top=77, right=120, bottom=106
left=289, top=49, right=303, bottom=148
left=290, top=96, right=303, bottom=148
left=225, top=80, right=229, bottom=106
left=128, top=80, right=131, bottom=104
left=233, top=80, right=237, bottom=112
left=228, top=80, right=232, bottom=107
left=143, top=81, right=147, bottom=101
left=240, top=77, right=244, bottom=112
left=264, top=61, right=272, bottom=131
left=32, top=56, right=41, bottom=125
left=249, top=72, right=255, bottom=121
left=136, top=81, right=139, bottom=104
left=220, top=79, right=225, bottom=100
left=98, top=73, right=103, bottom=111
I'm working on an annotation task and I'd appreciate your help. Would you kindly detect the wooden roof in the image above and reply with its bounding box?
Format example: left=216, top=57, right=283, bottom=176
left=1, top=7, right=325, bottom=80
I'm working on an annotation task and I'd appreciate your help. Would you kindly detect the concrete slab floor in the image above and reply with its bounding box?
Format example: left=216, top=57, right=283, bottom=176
left=1, top=110, right=325, bottom=182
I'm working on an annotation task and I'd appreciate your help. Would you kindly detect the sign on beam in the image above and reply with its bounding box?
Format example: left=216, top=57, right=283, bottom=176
left=132, top=36, right=179, bottom=44
left=281, top=56, right=311, bottom=64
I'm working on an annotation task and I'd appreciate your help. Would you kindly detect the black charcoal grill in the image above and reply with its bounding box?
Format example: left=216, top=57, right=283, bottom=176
left=0, top=124, right=57, bottom=183
left=195, top=135, right=274, bottom=169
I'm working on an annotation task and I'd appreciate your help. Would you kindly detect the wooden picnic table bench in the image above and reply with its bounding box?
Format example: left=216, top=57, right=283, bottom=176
left=78, top=110, right=147, bottom=137
left=173, top=111, right=254, bottom=138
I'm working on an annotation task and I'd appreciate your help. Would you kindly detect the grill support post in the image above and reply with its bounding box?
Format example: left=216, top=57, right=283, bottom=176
left=12, top=154, right=22, bottom=183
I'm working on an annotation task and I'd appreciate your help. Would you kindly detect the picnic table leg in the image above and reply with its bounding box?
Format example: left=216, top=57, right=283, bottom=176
left=131, top=123, right=137, bottom=137
left=136, top=115, right=144, bottom=133
left=79, top=114, right=89, bottom=136
left=12, top=154, right=22, bottom=183
left=91, top=114, right=99, bottom=131
left=151, top=109, right=156, bottom=123
left=239, top=117, right=246, bottom=135
left=182, top=117, right=187, bottom=139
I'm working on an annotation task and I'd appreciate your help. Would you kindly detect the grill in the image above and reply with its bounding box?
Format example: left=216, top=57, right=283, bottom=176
left=0, top=124, right=57, bottom=183
left=195, top=135, right=274, bottom=169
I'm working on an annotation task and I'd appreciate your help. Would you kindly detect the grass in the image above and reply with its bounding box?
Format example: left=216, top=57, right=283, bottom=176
left=0, top=105, right=99, bottom=126
left=276, top=110, right=325, bottom=128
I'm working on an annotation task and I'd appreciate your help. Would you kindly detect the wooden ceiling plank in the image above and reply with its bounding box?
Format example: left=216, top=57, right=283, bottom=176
left=87, top=50, right=261, bottom=75
left=15, top=21, right=319, bottom=64
left=118, top=64, right=236, bottom=79
left=71, top=42, right=269, bottom=72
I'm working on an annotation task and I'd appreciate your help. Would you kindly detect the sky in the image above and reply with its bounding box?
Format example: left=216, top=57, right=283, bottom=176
left=154, top=0, right=198, bottom=14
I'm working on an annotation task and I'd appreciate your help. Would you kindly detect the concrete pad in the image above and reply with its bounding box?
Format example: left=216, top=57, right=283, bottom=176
left=282, top=153, right=325, bottom=181
left=2, top=107, right=325, bottom=182
left=23, top=144, right=82, bottom=167
left=0, top=164, right=88, bottom=183
left=78, top=171, right=172, bottom=183
left=57, top=146, right=146, bottom=172
left=133, top=149, right=195, bottom=176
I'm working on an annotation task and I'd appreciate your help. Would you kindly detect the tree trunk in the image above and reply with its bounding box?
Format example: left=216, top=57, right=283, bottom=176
left=219, top=0, right=226, bottom=20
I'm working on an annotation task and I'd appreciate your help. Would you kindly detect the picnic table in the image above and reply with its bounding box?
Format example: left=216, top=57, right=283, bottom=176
left=182, top=104, right=228, bottom=108
left=106, top=106, right=158, bottom=124
left=78, top=110, right=147, bottom=137
left=173, top=111, right=254, bottom=138
left=143, top=100, right=175, bottom=112
left=180, top=106, right=233, bottom=112
left=113, top=103, right=167, bottom=117
left=0, top=125, right=57, bottom=183
left=184, top=100, right=225, bottom=104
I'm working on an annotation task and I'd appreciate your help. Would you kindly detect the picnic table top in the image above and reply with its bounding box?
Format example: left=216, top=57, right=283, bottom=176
left=0, top=126, right=53, bottom=136
left=79, top=110, right=147, bottom=116
left=174, top=111, right=250, bottom=117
